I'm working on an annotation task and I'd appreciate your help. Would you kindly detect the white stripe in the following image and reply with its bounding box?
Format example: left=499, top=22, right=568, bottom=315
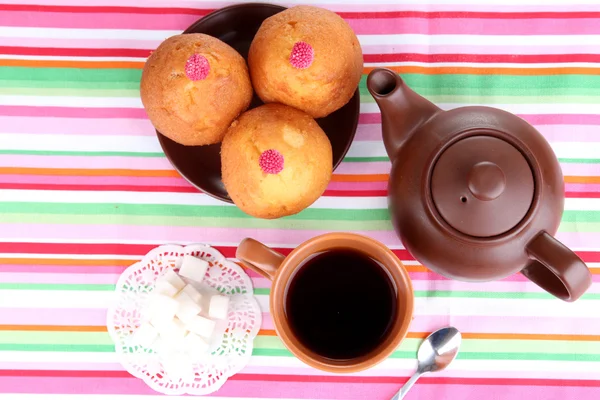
left=0, top=95, right=142, bottom=108
left=0, top=27, right=178, bottom=41
left=346, top=139, right=600, bottom=160
left=0, top=189, right=390, bottom=210
left=3, top=26, right=600, bottom=47
left=358, top=34, right=600, bottom=47
left=2, top=290, right=599, bottom=318
left=0, top=134, right=160, bottom=153
left=0, top=189, right=596, bottom=211
left=0, top=290, right=115, bottom=309
left=0, top=54, right=147, bottom=62
left=4, top=133, right=600, bottom=160
left=360, top=102, right=600, bottom=115
left=366, top=61, right=600, bottom=68
left=0, top=96, right=597, bottom=114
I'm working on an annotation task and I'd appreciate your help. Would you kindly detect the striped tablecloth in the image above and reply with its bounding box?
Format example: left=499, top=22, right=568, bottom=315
left=1, top=0, right=600, bottom=399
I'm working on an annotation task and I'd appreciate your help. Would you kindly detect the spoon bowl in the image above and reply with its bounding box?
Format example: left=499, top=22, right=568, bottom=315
left=392, top=326, right=462, bottom=399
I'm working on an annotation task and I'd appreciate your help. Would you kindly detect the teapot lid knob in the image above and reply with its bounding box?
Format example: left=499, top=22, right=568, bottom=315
left=431, top=136, right=535, bottom=238
left=468, top=162, right=506, bottom=201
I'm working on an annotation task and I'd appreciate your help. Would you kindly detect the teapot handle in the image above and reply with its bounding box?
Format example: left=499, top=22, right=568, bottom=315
left=523, top=231, right=591, bottom=302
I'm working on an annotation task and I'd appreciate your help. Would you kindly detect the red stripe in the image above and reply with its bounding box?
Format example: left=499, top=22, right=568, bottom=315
left=0, top=183, right=592, bottom=198
left=364, top=53, right=600, bottom=63
left=4, top=47, right=600, bottom=64
left=1, top=5, right=599, bottom=19
left=0, top=370, right=599, bottom=387
left=2, top=242, right=600, bottom=264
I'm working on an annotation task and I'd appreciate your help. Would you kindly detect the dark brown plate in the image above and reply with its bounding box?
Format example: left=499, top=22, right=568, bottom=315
left=157, top=3, right=360, bottom=203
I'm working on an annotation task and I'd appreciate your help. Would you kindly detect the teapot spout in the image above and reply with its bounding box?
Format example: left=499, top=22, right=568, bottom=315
left=367, top=68, right=441, bottom=161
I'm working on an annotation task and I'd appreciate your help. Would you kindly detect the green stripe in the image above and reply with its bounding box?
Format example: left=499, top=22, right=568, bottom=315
left=0, top=202, right=390, bottom=221
left=253, top=289, right=600, bottom=300
left=0, top=214, right=393, bottom=231
left=360, top=94, right=600, bottom=104
left=4, top=67, right=599, bottom=89
left=359, top=74, right=600, bottom=91
left=0, top=67, right=141, bottom=82
left=0, top=150, right=164, bottom=157
left=0, top=344, right=113, bottom=352
left=0, top=79, right=140, bottom=89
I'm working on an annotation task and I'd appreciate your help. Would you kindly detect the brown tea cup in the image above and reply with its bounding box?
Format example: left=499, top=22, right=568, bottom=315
left=236, top=232, right=414, bottom=373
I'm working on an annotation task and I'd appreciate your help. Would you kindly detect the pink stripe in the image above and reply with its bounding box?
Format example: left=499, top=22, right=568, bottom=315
left=334, top=162, right=390, bottom=175
left=536, top=125, right=600, bottom=142
left=2, top=0, right=600, bottom=12
left=0, top=376, right=597, bottom=399
left=0, top=116, right=154, bottom=136
left=0, top=155, right=173, bottom=170
left=0, top=224, right=596, bottom=249
left=4, top=307, right=600, bottom=336
left=0, top=106, right=147, bottom=119
left=5, top=11, right=600, bottom=35
left=559, top=163, right=600, bottom=176
left=354, top=123, right=382, bottom=141
left=360, top=113, right=600, bottom=126
left=410, top=279, right=600, bottom=293
left=0, top=363, right=598, bottom=386
left=362, top=44, right=600, bottom=55
left=410, top=271, right=600, bottom=283
left=0, top=224, right=404, bottom=247
left=0, top=272, right=118, bottom=284
left=565, top=183, right=600, bottom=193
left=327, top=180, right=388, bottom=191
left=0, top=264, right=126, bottom=274
left=348, top=17, right=600, bottom=35
left=0, top=174, right=189, bottom=187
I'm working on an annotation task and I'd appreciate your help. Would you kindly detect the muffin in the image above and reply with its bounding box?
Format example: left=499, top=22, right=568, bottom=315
left=140, top=33, right=253, bottom=146
left=248, top=6, right=363, bottom=118
left=221, top=104, right=333, bottom=219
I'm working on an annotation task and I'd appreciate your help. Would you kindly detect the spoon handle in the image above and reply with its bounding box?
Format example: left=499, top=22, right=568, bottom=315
left=390, top=371, right=424, bottom=400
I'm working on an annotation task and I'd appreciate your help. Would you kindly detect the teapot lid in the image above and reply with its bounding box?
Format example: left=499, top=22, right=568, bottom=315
left=431, top=136, right=534, bottom=237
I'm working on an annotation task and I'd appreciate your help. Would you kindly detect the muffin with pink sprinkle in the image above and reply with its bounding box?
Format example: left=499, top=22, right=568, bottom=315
left=248, top=6, right=363, bottom=118
left=221, top=104, right=332, bottom=219
left=140, top=33, right=253, bottom=146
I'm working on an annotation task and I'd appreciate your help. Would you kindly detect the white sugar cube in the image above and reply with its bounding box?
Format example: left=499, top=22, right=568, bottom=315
left=155, top=317, right=187, bottom=341
left=161, top=354, right=194, bottom=381
left=208, top=295, right=230, bottom=320
left=184, top=332, right=210, bottom=358
left=162, top=268, right=186, bottom=291
left=184, top=314, right=216, bottom=339
left=179, top=255, right=209, bottom=284
left=154, top=279, right=179, bottom=297
left=131, top=322, right=158, bottom=348
left=155, top=336, right=186, bottom=355
left=182, top=284, right=203, bottom=304
left=147, top=294, right=179, bottom=326
left=175, top=292, right=202, bottom=323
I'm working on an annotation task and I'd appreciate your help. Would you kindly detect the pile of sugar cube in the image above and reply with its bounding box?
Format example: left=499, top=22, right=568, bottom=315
left=130, top=255, right=230, bottom=373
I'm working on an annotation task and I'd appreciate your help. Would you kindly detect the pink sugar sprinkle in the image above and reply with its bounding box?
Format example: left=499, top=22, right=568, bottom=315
left=289, top=41, right=314, bottom=69
left=259, top=149, right=284, bottom=174
left=185, top=54, right=210, bottom=81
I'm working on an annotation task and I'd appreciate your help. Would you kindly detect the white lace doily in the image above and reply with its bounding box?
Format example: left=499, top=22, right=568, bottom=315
left=106, top=244, right=262, bottom=395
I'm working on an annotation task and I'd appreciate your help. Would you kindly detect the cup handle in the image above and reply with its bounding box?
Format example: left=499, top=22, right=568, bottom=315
left=523, top=231, right=592, bottom=302
left=236, top=238, right=286, bottom=281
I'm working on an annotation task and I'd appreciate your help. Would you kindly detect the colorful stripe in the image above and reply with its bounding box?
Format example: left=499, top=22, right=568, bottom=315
left=1, top=1, right=600, bottom=399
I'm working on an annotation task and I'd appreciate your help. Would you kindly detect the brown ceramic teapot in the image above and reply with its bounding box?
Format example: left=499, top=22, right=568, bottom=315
left=367, top=68, right=592, bottom=302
